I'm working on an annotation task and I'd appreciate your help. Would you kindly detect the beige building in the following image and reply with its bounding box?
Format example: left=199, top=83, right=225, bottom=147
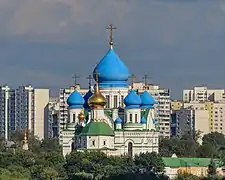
left=183, top=86, right=225, bottom=103
left=33, top=89, right=50, bottom=140
left=171, top=107, right=209, bottom=142
left=184, top=101, right=225, bottom=135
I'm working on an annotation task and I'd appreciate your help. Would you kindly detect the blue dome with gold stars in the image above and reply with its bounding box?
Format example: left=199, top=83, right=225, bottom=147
left=67, top=90, right=84, bottom=108
left=93, top=48, right=130, bottom=88
left=140, top=91, right=155, bottom=108
left=124, top=90, right=142, bottom=108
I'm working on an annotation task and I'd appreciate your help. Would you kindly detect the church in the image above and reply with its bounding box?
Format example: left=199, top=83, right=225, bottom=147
left=61, top=25, right=159, bottom=157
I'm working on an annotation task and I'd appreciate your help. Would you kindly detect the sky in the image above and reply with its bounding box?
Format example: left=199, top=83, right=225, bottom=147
left=0, top=0, right=225, bottom=99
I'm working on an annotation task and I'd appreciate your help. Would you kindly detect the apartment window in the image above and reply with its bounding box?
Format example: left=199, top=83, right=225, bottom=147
left=106, top=95, right=110, bottom=108
left=73, top=114, right=75, bottom=123
left=130, top=114, right=132, bottom=122
left=135, top=114, right=138, bottom=123
left=113, top=95, right=118, bottom=108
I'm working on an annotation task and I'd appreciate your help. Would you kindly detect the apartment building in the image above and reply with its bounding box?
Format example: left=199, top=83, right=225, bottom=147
left=133, top=82, right=171, bottom=138
left=0, top=85, right=10, bottom=140
left=171, top=100, right=183, bottom=111
left=171, top=107, right=209, bottom=141
left=183, top=86, right=225, bottom=102
left=184, top=101, right=225, bottom=134
left=0, top=85, right=49, bottom=140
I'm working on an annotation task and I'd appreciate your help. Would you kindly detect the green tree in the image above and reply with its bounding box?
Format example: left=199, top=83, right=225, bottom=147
left=134, top=152, right=165, bottom=174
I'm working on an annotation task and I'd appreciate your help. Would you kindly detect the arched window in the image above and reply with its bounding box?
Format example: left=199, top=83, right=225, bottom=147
left=128, top=142, right=133, bottom=157
left=71, top=142, right=74, bottom=151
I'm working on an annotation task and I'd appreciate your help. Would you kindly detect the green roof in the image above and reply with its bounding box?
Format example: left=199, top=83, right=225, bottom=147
left=162, top=157, right=211, bottom=168
left=80, top=121, right=114, bottom=136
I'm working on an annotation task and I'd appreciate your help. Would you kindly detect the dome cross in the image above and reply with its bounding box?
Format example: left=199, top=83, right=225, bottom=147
left=106, top=24, right=116, bottom=49
left=72, top=74, right=80, bottom=88
left=143, top=74, right=150, bottom=90
left=86, top=75, right=93, bottom=89
left=129, top=74, right=136, bottom=89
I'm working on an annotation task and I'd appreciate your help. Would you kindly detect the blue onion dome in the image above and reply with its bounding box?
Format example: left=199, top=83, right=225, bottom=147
left=140, top=91, right=155, bottom=108
left=67, top=90, right=85, bottom=108
left=115, top=117, right=122, bottom=124
left=93, top=48, right=130, bottom=88
left=83, top=90, right=93, bottom=109
left=124, top=90, right=142, bottom=108
left=140, top=117, right=147, bottom=124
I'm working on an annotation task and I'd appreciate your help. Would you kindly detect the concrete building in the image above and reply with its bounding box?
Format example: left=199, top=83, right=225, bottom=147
left=184, top=101, right=225, bottom=135
left=0, top=85, right=10, bottom=140
left=171, top=100, right=183, bottom=111
left=0, top=85, right=49, bottom=140
left=183, top=86, right=225, bottom=103
left=133, top=82, right=171, bottom=138
left=171, top=107, right=209, bottom=141
left=49, top=97, right=60, bottom=138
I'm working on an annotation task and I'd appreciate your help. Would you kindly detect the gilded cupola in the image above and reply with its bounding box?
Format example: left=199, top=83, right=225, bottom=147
left=88, top=71, right=106, bottom=109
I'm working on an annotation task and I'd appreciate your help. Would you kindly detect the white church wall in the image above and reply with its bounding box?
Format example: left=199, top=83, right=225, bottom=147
left=125, top=108, right=141, bottom=123
left=62, top=131, right=75, bottom=156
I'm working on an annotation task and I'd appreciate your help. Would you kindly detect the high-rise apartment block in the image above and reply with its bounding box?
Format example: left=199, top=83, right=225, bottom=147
left=0, top=85, right=49, bottom=140
left=183, top=86, right=225, bottom=102
left=133, top=82, right=171, bottom=138
left=171, top=107, right=209, bottom=142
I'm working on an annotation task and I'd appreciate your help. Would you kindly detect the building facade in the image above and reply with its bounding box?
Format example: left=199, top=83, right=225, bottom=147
left=171, top=107, right=209, bottom=142
left=0, top=85, right=49, bottom=140
left=183, top=86, right=225, bottom=103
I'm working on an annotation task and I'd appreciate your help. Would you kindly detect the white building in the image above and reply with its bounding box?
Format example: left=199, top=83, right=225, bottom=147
left=0, top=85, right=10, bottom=140
left=133, top=83, right=171, bottom=138
left=61, top=27, right=159, bottom=156
left=0, top=85, right=50, bottom=140
left=183, top=86, right=225, bottom=103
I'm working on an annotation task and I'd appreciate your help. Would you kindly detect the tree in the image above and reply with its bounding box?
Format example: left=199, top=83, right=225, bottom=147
left=134, top=152, right=165, bottom=174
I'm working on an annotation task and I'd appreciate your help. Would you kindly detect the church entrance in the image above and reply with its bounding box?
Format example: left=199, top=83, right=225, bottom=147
left=128, top=142, right=133, bottom=157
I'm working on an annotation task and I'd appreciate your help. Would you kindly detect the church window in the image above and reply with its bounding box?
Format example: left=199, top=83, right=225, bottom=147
left=114, top=95, right=118, bottom=108
left=106, top=95, right=110, bottom=108
left=121, top=95, right=124, bottom=107
left=73, top=114, right=76, bottom=123
left=103, top=140, right=106, bottom=146
left=129, top=114, right=132, bottom=122
left=92, top=140, right=95, bottom=146
left=128, top=142, right=133, bottom=157
left=135, top=114, right=138, bottom=123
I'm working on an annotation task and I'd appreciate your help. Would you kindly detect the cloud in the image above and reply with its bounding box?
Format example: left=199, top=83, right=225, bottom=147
left=0, top=0, right=225, bottom=97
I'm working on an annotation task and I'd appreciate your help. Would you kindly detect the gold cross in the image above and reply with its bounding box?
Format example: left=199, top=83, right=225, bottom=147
left=94, top=71, right=100, bottom=83
left=106, top=24, right=117, bottom=47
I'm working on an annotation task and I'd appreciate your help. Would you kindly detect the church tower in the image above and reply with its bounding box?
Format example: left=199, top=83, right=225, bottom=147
left=92, top=24, right=130, bottom=108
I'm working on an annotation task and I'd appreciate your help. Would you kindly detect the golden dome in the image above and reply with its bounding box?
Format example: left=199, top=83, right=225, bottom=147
left=78, top=111, right=85, bottom=122
left=88, top=71, right=106, bottom=109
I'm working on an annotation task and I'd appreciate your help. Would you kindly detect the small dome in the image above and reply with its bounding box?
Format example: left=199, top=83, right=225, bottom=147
left=115, top=117, right=122, bottom=124
left=88, top=88, right=106, bottom=109
left=140, top=117, right=147, bottom=124
left=83, top=90, right=93, bottom=109
left=124, top=90, right=142, bottom=108
left=140, top=91, right=155, bottom=108
left=93, top=48, right=130, bottom=88
left=67, top=90, right=84, bottom=108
